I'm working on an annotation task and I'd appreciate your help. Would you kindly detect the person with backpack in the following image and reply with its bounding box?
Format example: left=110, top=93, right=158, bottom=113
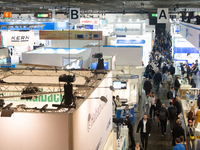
left=187, top=120, right=195, bottom=150
left=168, top=102, right=178, bottom=132
left=159, top=103, right=170, bottom=137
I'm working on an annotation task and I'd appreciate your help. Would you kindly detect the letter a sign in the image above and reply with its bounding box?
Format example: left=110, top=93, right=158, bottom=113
left=157, top=8, right=169, bottom=23
left=69, top=8, right=80, bottom=23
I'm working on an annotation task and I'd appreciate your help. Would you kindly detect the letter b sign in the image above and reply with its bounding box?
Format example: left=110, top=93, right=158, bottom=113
left=69, top=8, right=80, bottom=23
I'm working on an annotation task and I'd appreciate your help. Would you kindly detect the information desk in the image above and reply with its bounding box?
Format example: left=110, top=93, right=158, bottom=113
left=116, top=106, right=134, bottom=124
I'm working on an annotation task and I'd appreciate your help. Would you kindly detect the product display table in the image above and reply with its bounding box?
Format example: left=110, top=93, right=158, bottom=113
left=180, top=85, right=192, bottom=99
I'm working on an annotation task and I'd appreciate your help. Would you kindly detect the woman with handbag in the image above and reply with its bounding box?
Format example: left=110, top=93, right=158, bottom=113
left=187, top=120, right=195, bottom=150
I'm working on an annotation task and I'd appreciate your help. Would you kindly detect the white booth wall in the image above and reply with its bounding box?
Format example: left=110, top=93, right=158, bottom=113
left=69, top=71, right=113, bottom=150
left=108, top=32, right=152, bottom=66
left=22, top=48, right=92, bottom=68
left=91, top=47, right=143, bottom=66
left=0, top=71, right=113, bottom=150
left=0, top=113, right=69, bottom=150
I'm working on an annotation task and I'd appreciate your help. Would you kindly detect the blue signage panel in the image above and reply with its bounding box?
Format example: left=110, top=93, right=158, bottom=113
left=116, top=39, right=145, bottom=45
left=85, top=25, right=93, bottom=29
left=90, top=62, right=109, bottom=70
left=131, top=75, right=139, bottom=79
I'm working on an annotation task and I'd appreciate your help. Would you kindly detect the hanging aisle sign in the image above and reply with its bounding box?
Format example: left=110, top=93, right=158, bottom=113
left=69, top=8, right=80, bottom=23
left=157, top=8, right=169, bottom=23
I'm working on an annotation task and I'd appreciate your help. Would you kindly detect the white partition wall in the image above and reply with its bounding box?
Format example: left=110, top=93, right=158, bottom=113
left=0, top=113, right=69, bottom=150
left=69, top=72, right=113, bottom=150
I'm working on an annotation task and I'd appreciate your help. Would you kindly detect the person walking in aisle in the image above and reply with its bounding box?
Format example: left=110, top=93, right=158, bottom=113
left=149, top=92, right=157, bottom=119
left=173, top=138, right=186, bottom=150
left=159, top=103, right=170, bottom=137
left=162, top=70, right=168, bottom=92
left=143, top=93, right=151, bottom=117
left=124, top=116, right=136, bottom=148
left=169, top=63, right=175, bottom=77
left=162, top=63, right=168, bottom=74
left=143, top=78, right=152, bottom=95
left=155, top=99, right=162, bottom=127
left=187, top=120, right=195, bottom=150
left=172, top=121, right=185, bottom=146
left=167, top=87, right=174, bottom=101
left=153, top=70, right=162, bottom=92
left=174, top=95, right=182, bottom=116
left=135, top=142, right=144, bottom=150
left=168, top=102, right=178, bottom=132
left=136, top=114, right=151, bottom=150
left=165, top=71, right=173, bottom=93
left=175, top=76, right=181, bottom=96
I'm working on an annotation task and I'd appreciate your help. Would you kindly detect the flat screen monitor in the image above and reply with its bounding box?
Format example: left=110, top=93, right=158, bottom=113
left=93, top=34, right=99, bottom=39
left=75, top=34, right=84, bottom=39
left=113, top=81, right=127, bottom=89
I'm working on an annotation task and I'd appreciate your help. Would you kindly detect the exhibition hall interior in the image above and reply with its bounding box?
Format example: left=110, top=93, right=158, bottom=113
left=1, top=0, right=200, bottom=150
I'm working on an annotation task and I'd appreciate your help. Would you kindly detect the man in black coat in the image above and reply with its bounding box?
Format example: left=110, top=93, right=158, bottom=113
left=153, top=70, right=162, bottom=92
left=174, top=76, right=181, bottom=95
left=173, top=95, right=182, bottom=115
left=136, top=114, right=151, bottom=150
left=162, top=63, right=168, bottom=74
left=172, top=121, right=185, bottom=146
left=167, top=87, right=174, bottom=100
left=169, top=64, right=175, bottom=76
left=188, top=75, right=196, bottom=88
left=143, top=78, right=152, bottom=95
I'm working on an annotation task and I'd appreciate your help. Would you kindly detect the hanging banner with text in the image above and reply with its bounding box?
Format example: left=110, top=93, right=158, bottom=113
left=157, top=8, right=169, bottom=23
left=39, top=30, right=102, bottom=40
left=3, top=31, right=34, bottom=46
left=179, top=22, right=200, bottom=51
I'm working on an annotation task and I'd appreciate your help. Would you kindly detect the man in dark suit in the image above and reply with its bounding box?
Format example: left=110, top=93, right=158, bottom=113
left=188, top=75, right=196, bottom=88
left=143, top=78, right=152, bottom=95
left=172, top=121, right=185, bottom=146
left=162, top=63, right=168, bottom=74
left=136, top=114, right=151, bottom=150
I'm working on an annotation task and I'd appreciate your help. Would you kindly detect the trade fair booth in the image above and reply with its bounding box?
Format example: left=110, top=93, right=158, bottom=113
left=0, top=69, right=115, bottom=150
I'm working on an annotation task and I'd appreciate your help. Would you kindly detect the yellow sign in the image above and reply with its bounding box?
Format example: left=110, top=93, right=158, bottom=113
left=39, top=30, right=102, bottom=40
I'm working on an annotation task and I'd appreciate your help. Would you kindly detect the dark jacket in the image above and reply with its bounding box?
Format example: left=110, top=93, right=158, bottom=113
left=172, top=126, right=185, bottom=146
left=136, top=118, right=151, bottom=134
left=188, top=78, right=196, bottom=88
left=162, top=66, right=168, bottom=74
left=143, top=80, right=152, bottom=91
left=159, top=107, right=170, bottom=121
left=197, top=95, right=200, bottom=107
left=168, top=90, right=173, bottom=100
left=174, top=100, right=182, bottom=114
left=168, top=106, right=178, bottom=120
left=169, top=66, right=175, bottom=75
left=175, top=79, right=180, bottom=89
left=146, top=65, right=152, bottom=71
left=153, top=72, right=162, bottom=82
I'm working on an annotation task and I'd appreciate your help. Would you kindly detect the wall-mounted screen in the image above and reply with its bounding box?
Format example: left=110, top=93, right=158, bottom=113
left=113, top=81, right=127, bottom=89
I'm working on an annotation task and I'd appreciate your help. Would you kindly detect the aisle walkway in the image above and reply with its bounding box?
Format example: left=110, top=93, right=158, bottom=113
left=133, top=87, right=174, bottom=150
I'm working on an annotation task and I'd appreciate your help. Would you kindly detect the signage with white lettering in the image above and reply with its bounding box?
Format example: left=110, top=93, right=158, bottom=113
left=114, top=24, right=142, bottom=35
left=157, top=8, right=169, bottom=23
left=3, top=31, right=34, bottom=46
left=69, top=8, right=80, bottom=23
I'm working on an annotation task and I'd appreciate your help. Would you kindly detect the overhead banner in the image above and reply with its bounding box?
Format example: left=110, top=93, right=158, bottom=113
left=39, top=30, right=102, bottom=40
left=157, top=8, right=169, bottom=23
left=3, top=31, right=34, bottom=46
left=114, top=23, right=143, bottom=35
left=179, top=22, right=200, bottom=51
left=69, top=8, right=80, bottom=23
